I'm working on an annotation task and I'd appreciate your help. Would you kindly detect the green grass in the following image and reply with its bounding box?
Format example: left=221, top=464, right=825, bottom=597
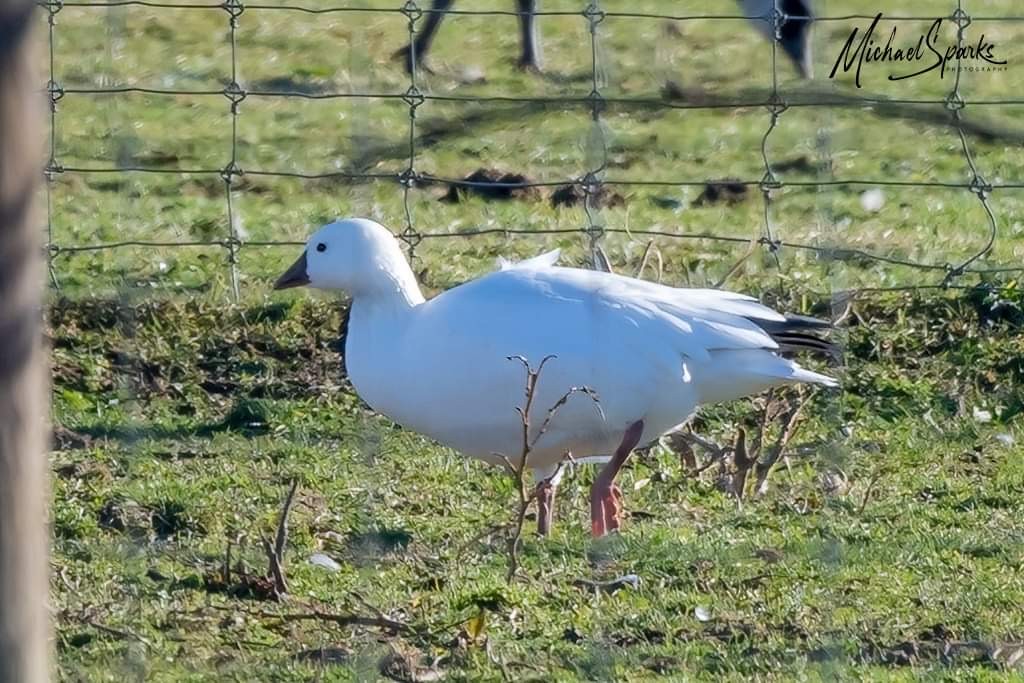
left=52, top=291, right=1024, bottom=680
left=45, top=0, right=1024, bottom=679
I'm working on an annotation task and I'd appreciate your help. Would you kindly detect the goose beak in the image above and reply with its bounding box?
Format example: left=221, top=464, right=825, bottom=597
left=274, top=251, right=310, bottom=290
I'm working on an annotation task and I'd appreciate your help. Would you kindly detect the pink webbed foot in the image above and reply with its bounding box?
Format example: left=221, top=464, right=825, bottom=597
left=589, top=420, right=645, bottom=539
left=590, top=481, right=623, bottom=537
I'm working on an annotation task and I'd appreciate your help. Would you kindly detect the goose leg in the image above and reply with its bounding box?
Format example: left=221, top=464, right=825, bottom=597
left=590, top=420, right=645, bottom=537
left=535, top=478, right=556, bottom=536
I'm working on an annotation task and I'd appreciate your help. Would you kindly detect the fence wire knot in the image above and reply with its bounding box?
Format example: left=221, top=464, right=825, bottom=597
left=223, top=81, right=247, bottom=109
left=398, top=225, right=422, bottom=249
left=944, top=91, right=966, bottom=113
left=586, top=89, right=606, bottom=118
left=220, top=161, right=243, bottom=185
left=581, top=171, right=603, bottom=193
left=941, top=262, right=965, bottom=286
left=401, top=85, right=425, bottom=111
left=950, top=7, right=971, bottom=29
left=46, top=79, right=64, bottom=107
left=583, top=2, right=605, bottom=29
left=758, top=235, right=782, bottom=253
left=760, top=170, right=782, bottom=192
left=43, top=0, right=63, bottom=20
left=968, top=173, right=992, bottom=199
left=765, top=93, right=788, bottom=117
left=769, top=5, right=785, bottom=40
left=397, top=168, right=421, bottom=188
left=221, top=0, right=244, bottom=22
left=400, top=0, right=422, bottom=23
left=222, top=236, right=243, bottom=253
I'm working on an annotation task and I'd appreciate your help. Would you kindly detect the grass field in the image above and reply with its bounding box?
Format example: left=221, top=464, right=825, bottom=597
left=46, top=1, right=1024, bottom=680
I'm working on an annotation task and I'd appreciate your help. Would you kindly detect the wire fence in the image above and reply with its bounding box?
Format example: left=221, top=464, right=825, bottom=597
left=38, top=0, right=1024, bottom=301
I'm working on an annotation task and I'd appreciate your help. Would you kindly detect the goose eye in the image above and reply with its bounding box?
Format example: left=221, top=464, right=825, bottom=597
left=316, top=243, right=327, bottom=253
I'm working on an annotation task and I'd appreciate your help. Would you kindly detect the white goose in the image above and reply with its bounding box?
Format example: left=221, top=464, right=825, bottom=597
left=275, top=218, right=837, bottom=537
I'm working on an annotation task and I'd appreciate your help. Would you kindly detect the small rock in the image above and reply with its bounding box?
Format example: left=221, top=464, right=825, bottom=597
left=860, top=188, right=885, bottom=212
left=309, top=553, right=342, bottom=572
left=694, top=605, right=712, bottom=622
left=573, top=573, right=640, bottom=593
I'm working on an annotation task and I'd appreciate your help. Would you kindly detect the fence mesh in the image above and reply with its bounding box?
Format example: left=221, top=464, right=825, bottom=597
left=38, top=0, right=1024, bottom=300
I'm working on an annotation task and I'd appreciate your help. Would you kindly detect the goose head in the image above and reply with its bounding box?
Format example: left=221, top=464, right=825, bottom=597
left=274, top=218, right=425, bottom=306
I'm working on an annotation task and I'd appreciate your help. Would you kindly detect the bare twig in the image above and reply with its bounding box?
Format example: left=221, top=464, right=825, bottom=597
left=452, top=521, right=511, bottom=559
left=857, top=467, right=884, bottom=515
left=672, top=429, right=732, bottom=474
left=262, top=479, right=299, bottom=597
left=754, top=391, right=810, bottom=496
left=262, top=536, right=288, bottom=598
left=634, top=239, right=653, bottom=279
left=675, top=436, right=698, bottom=472
left=730, top=428, right=755, bottom=499
left=592, top=245, right=614, bottom=273
left=83, top=619, right=153, bottom=648
left=531, top=386, right=602, bottom=448
left=486, top=637, right=513, bottom=682
left=677, top=430, right=728, bottom=459
left=713, top=237, right=757, bottom=289
left=503, top=356, right=600, bottom=582
left=244, top=606, right=415, bottom=635
left=222, top=538, right=232, bottom=585
left=274, top=478, right=299, bottom=562
left=749, top=388, right=777, bottom=459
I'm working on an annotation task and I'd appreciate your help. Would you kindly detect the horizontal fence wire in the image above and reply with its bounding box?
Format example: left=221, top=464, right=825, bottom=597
left=39, top=0, right=1024, bottom=301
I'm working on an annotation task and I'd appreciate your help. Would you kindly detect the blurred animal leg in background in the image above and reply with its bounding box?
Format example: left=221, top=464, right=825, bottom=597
left=516, top=0, right=542, bottom=71
left=778, top=0, right=813, bottom=78
left=739, top=0, right=814, bottom=78
left=395, top=0, right=454, bottom=74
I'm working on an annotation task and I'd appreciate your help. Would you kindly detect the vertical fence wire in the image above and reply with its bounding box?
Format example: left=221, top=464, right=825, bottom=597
left=222, top=0, right=243, bottom=300
left=759, top=4, right=785, bottom=277
left=399, top=1, right=424, bottom=261
left=43, top=0, right=62, bottom=289
left=943, top=0, right=999, bottom=285
left=582, top=0, right=606, bottom=268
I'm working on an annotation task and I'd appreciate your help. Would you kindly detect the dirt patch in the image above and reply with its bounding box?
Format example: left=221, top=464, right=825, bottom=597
left=345, top=527, right=414, bottom=566
left=150, top=499, right=205, bottom=538
left=774, top=155, right=820, bottom=174
left=550, top=183, right=626, bottom=209
left=692, top=179, right=749, bottom=207
left=53, top=425, right=93, bottom=451
left=439, top=168, right=540, bottom=203
left=294, top=647, right=351, bottom=665
left=859, top=624, right=1024, bottom=669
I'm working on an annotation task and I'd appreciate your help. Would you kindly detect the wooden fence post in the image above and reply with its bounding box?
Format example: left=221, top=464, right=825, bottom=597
left=0, top=0, right=51, bottom=681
